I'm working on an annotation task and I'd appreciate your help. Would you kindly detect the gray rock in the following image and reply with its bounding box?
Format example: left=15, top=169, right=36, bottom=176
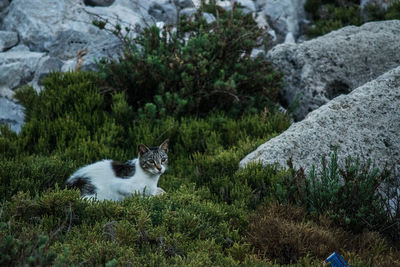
left=174, top=0, right=194, bottom=9
left=148, top=2, right=178, bottom=25
left=1, top=0, right=90, bottom=51
left=257, top=0, right=307, bottom=43
left=267, top=20, right=400, bottom=120
left=233, top=0, right=256, bottom=14
left=48, top=29, right=121, bottom=62
left=180, top=8, right=216, bottom=23
left=0, top=49, right=46, bottom=91
left=84, top=0, right=115, bottom=7
left=1, top=0, right=147, bottom=53
left=36, top=56, right=64, bottom=85
left=0, top=30, right=18, bottom=51
left=0, top=97, right=24, bottom=133
left=240, top=66, right=400, bottom=177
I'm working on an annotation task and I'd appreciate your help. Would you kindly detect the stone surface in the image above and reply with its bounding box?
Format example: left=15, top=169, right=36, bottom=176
left=0, top=97, right=25, bottom=133
left=148, top=2, right=178, bottom=25
left=32, top=56, right=64, bottom=87
left=256, top=0, right=307, bottom=43
left=240, top=66, right=400, bottom=176
left=267, top=20, right=400, bottom=120
left=0, top=49, right=46, bottom=91
left=48, top=29, right=122, bottom=70
left=0, top=30, right=18, bottom=51
left=1, top=0, right=90, bottom=51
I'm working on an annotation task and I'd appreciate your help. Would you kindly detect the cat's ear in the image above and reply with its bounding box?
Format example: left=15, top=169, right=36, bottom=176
left=159, top=139, right=169, bottom=153
left=138, top=144, right=150, bottom=156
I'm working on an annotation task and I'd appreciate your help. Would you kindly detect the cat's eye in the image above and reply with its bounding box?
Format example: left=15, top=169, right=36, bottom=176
left=161, top=158, right=167, bottom=163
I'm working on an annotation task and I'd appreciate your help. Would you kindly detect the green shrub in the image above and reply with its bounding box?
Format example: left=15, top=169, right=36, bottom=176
left=385, top=1, right=400, bottom=20
left=304, top=0, right=400, bottom=37
left=305, top=2, right=361, bottom=37
left=97, top=4, right=281, bottom=118
left=274, top=150, right=400, bottom=241
left=247, top=202, right=400, bottom=265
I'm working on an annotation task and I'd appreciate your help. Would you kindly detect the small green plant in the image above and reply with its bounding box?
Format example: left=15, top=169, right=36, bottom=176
left=274, top=150, right=400, bottom=241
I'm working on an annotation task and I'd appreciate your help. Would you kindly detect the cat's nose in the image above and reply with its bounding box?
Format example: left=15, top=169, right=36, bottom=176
left=155, top=164, right=162, bottom=171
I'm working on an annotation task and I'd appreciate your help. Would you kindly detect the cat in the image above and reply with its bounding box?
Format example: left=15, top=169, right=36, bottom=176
left=66, top=139, right=169, bottom=201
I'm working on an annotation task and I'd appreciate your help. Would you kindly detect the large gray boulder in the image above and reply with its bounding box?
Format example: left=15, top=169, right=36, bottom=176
left=240, top=66, right=400, bottom=176
left=0, top=49, right=46, bottom=92
left=0, top=97, right=24, bottom=133
left=267, top=20, right=400, bottom=120
left=1, top=0, right=90, bottom=51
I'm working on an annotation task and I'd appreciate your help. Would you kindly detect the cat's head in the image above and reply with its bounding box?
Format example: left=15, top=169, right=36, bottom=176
left=138, top=139, right=168, bottom=175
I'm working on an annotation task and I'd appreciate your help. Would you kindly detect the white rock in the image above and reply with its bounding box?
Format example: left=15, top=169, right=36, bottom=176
left=267, top=20, right=400, bottom=120
left=0, top=97, right=24, bottom=133
left=257, top=0, right=307, bottom=43
left=240, top=66, right=400, bottom=177
left=0, top=49, right=46, bottom=91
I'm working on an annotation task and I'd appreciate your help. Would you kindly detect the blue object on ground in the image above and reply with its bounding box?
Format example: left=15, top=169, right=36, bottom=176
left=325, top=252, right=349, bottom=267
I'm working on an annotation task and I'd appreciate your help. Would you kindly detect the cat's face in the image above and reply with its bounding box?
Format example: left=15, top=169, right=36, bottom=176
left=138, top=139, right=168, bottom=175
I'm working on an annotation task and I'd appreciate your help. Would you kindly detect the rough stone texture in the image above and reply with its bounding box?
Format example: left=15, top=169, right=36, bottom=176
left=267, top=20, right=400, bottom=120
left=240, top=66, right=400, bottom=176
left=1, top=0, right=150, bottom=52
left=0, top=0, right=9, bottom=12
left=84, top=0, right=115, bottom=7
left=0, top=30, right=18, bottom=51
left=1, top=0, right=90, bottom=51
left=0, top=49, right=46, bottom=91
left=148, top=2, right=178, bottom=25
left=48, top=29, right=122, bottom=70
left=32, top=56, right=64, bottom=86
left=0, top=97, right=24, bottom=133
left=256, top=0, right=307, bottom=43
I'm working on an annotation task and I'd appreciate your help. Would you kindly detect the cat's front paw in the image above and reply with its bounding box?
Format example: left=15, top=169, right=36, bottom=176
left=155, top=187, right=166, bottom=196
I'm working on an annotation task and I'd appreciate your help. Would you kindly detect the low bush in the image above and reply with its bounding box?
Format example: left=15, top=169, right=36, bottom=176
left=97, top=3, right=281, bottom=118
left=274, top=151, right=400, bottom=241
left=247, top=202, right=400, bottom=265
left=304, top=0, right=400, bottom=37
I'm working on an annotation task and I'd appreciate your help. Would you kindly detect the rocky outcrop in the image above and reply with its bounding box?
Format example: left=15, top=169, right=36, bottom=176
left=240, top=66, right=400, bottom=176
left=0, top=30, right=18, bottom=51
left=0, top=49, right=46, bottom=93
left=256, top=0, right=307, bottom=43
left=267, top=20, right=400, bottom=120
left=0, top=97, right=24, bottom=133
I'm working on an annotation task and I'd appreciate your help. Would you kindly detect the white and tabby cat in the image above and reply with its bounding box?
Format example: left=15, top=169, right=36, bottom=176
left=66, top=139, right=169, bottom=201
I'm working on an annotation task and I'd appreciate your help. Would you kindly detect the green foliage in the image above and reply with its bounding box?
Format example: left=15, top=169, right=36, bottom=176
left=385, top=1, right=400, bottom=19
left=305, top=1, right=361, bottom=37
left=274, top=150, right=400, bottom=241
left=304, top=0, right=400, bottom=37
left=97, top=4, right=281, bottom=118
left=1, top=2, right=399, bottom=263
